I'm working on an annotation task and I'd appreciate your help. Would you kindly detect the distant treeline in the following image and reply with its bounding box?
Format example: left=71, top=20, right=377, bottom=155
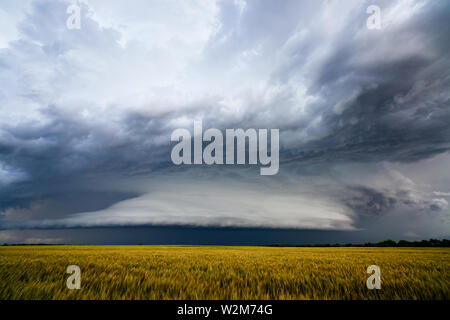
left=269, top=239, right=450, bottom=247
left=2, top=239, right=450, bottom=247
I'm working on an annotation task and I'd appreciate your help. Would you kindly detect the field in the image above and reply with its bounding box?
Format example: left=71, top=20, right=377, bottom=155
left=0, top=246, right=449, bottom=300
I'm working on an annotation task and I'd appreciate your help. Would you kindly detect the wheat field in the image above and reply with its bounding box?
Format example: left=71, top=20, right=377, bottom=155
left=0, top=245, right=448, bottom=300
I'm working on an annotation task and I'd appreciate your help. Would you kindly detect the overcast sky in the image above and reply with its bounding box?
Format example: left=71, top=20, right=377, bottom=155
left=0, top=0, right=449, bottom=244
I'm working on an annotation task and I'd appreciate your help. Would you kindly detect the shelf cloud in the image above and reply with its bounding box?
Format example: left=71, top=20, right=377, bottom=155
left=0, top=0, right=449, bottom=243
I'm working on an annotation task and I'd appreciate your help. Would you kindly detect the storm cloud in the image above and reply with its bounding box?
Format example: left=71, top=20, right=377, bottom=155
left=0, top=0, right=449, bottom=243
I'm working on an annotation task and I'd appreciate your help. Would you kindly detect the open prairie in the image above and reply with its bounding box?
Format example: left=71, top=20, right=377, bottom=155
left=0, top=246, right=448, bottom=300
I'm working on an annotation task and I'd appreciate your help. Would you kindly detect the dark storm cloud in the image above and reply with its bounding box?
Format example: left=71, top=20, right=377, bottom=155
left=0, top=105, right=171, bottom=216
left=343, top=186, right=397, bottom=217
left=279, top=0, right=450, bottom=165
left=0, top=0, right=449, bottom=239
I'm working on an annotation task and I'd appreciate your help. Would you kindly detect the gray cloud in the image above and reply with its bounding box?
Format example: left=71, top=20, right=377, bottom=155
left=344, top=186, right=397, bottom=217
left=0, top=0, right=449, bottom=240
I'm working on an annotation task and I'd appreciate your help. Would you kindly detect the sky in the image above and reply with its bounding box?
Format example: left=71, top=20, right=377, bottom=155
left=0, top=0, right=449, bottom=244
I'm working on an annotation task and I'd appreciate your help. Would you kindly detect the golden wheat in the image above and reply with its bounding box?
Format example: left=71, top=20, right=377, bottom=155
left=0, top=246, right=448, bottom=300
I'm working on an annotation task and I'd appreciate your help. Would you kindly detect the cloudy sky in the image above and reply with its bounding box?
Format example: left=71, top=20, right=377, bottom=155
left=0, top=0, right=449, bottom=244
